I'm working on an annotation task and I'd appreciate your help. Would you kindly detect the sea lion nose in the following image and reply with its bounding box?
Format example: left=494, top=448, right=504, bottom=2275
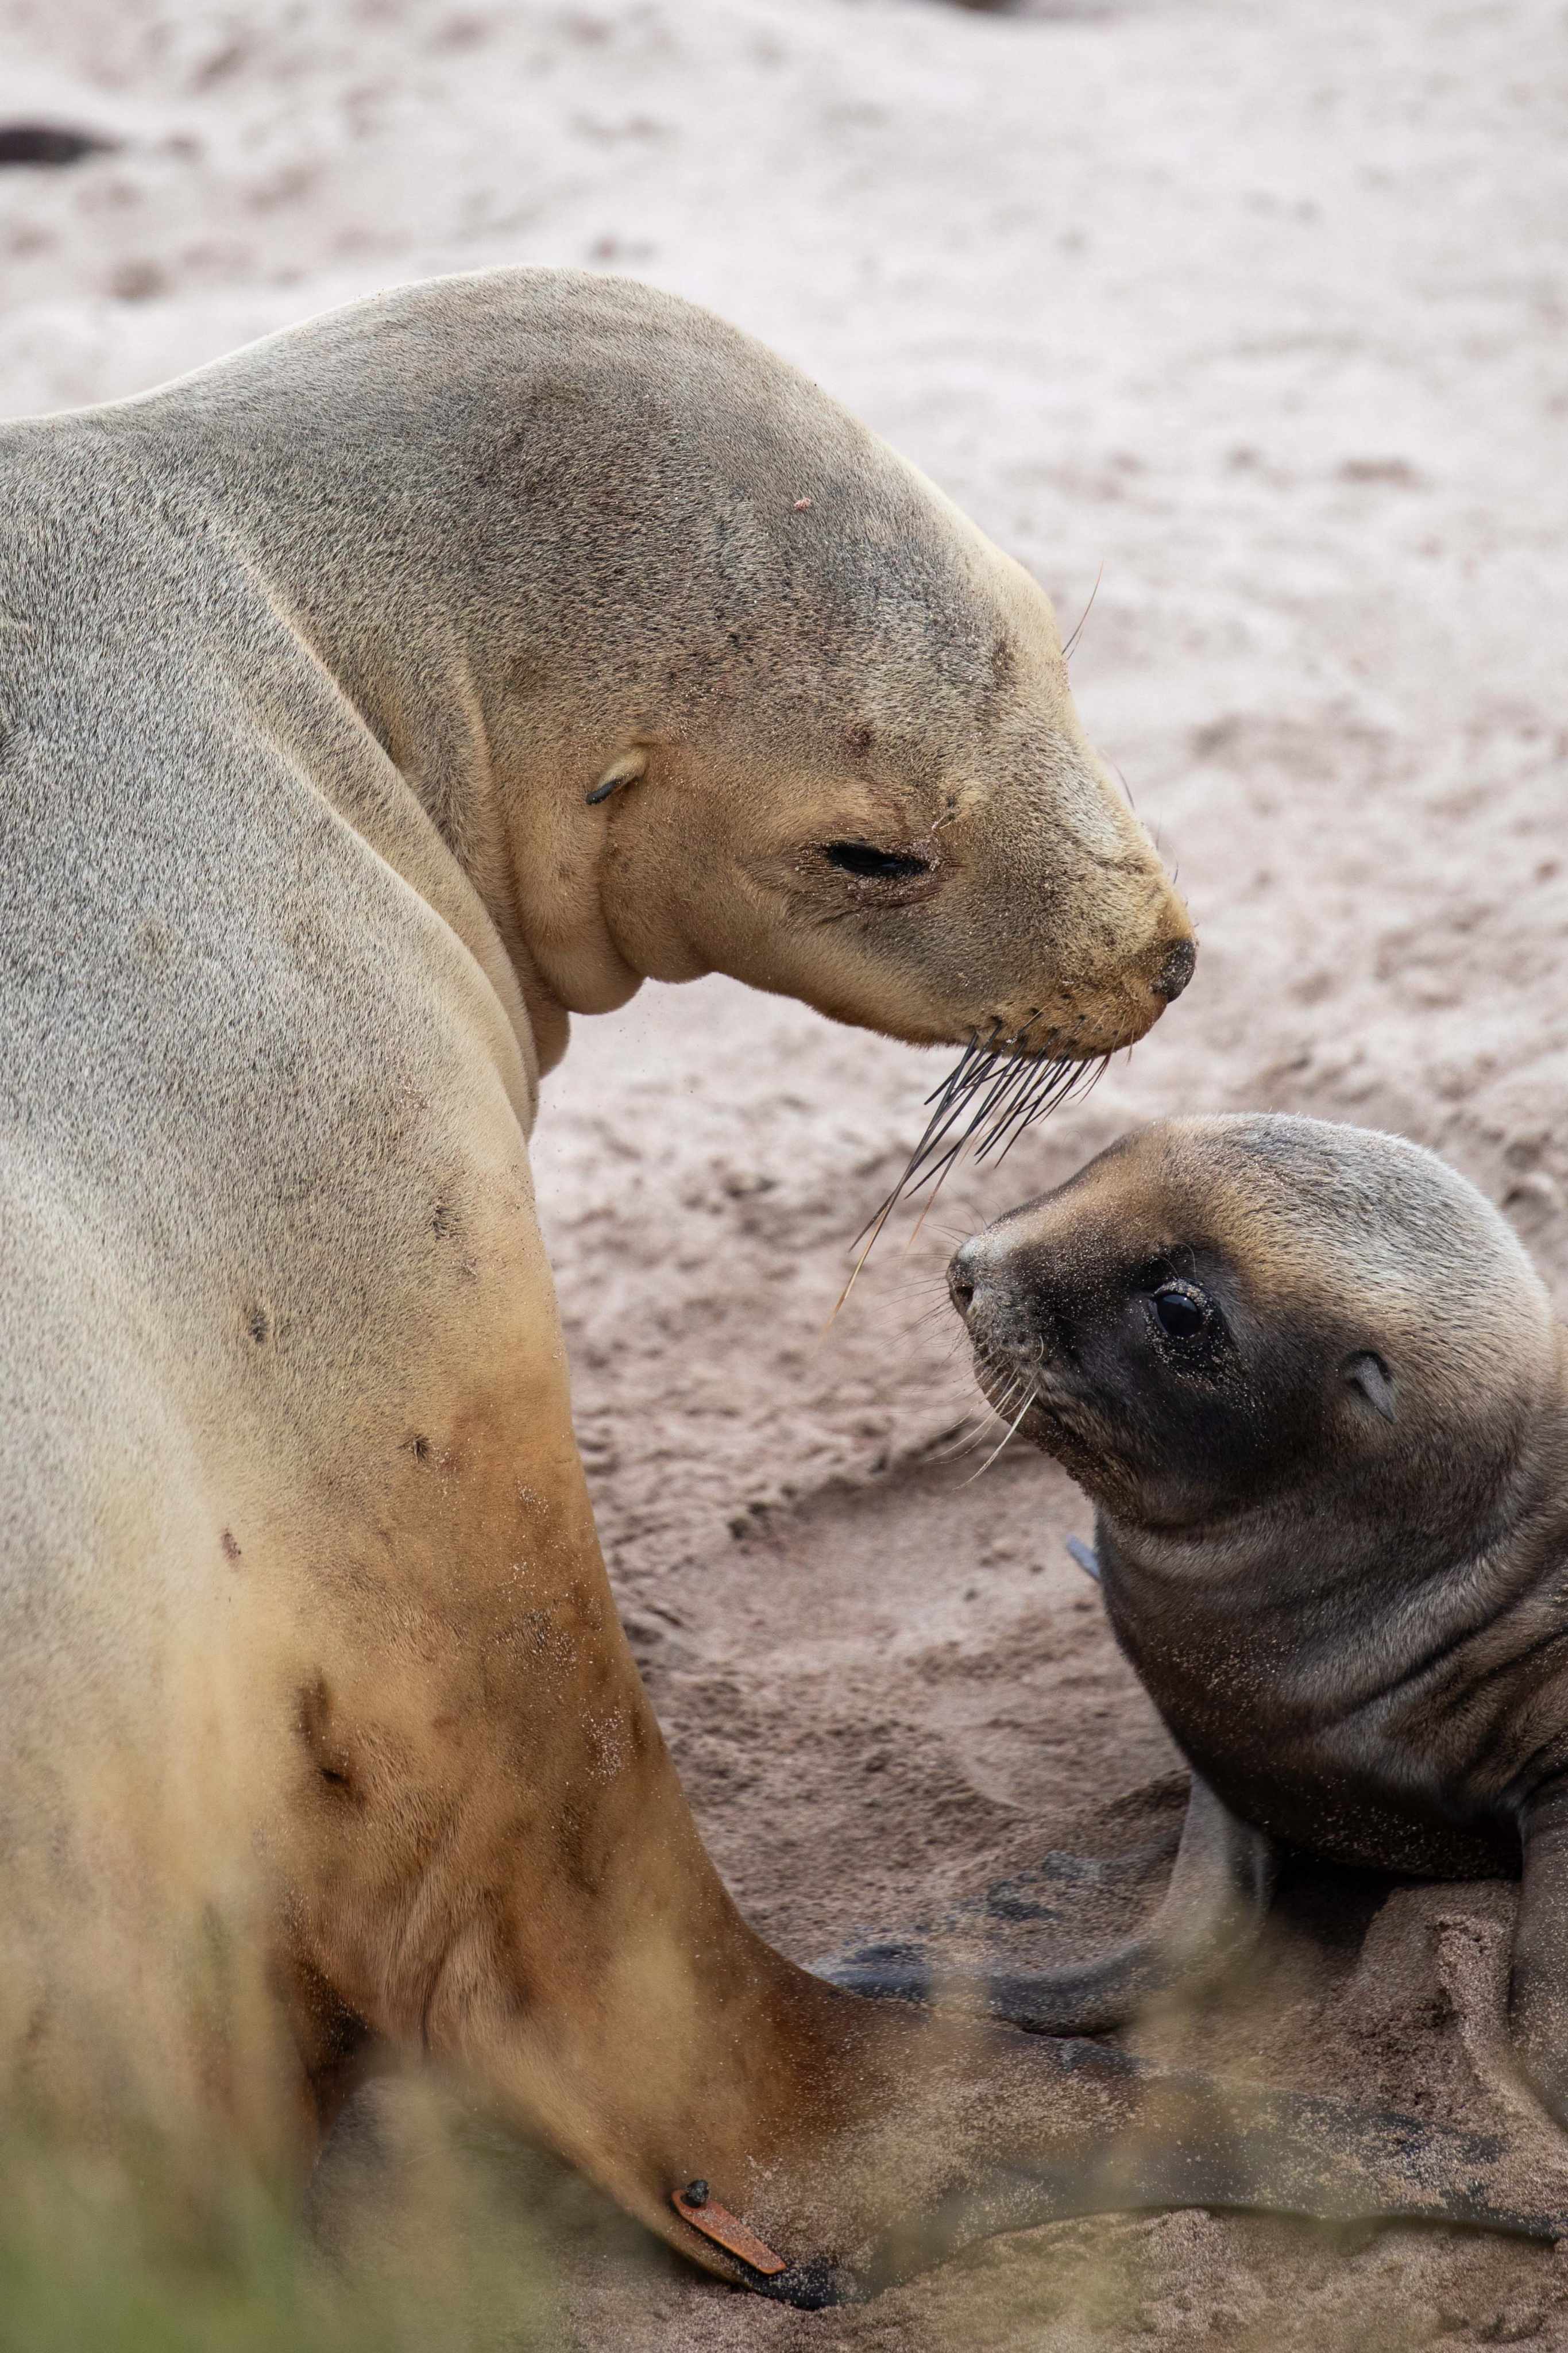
left=1151, top=937, right=1197, bottom=1004
left=948, top=1240, right=982, bottom=1317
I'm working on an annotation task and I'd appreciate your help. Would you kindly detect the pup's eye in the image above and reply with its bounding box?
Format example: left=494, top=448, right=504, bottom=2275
left=822, top=842, right=931, bottom=882
left=1151, top=1281, right=1210, bottom=1341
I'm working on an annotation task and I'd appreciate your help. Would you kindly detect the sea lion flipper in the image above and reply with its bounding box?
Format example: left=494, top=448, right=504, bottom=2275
left=987, top=1777, right=1276, bottom=2030
left=829, top=2045, right=1566, bottom=2301
left=1511, top=1779, right=1568, bottom=2124
left=817, top=1777, right=1276, bottom=2034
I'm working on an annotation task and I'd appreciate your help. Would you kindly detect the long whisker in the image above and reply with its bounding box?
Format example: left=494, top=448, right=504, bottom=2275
left=1060, top=561, right=1104, bottom=662
left=901, top=1142, right=969, bottom=1254
left=878, top=1035, right=1037, bottom=1208
left=933, top=1365, right=1023, bottom=1456
left=961, top=1380, right=1038, bottom=1484
left=845, top=1021, right=1111, bottom=1289
left=836, top=1025, right=1009, bottom=1280
left=934, top=1400, right=1018, bottom=1461
left=881, top=1029, right=1019, bottom=1198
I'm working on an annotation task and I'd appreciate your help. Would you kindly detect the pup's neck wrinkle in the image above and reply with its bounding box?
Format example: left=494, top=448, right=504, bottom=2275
left=1103, top=1400, right=1568, bottom=1755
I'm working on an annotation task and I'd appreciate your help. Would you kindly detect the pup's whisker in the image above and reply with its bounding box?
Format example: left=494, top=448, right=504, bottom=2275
left=961, top=1381, right=1038, bottom=1484
left=933, top=1372, right=1023, bottom=1457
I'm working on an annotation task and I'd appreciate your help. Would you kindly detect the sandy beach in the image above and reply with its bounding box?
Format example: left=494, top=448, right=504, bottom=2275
left=4, top=0, right=1567, bottom=2339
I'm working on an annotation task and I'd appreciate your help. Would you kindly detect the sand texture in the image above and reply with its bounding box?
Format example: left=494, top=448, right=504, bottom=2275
left=3, top=0, right=1567, bottom=2340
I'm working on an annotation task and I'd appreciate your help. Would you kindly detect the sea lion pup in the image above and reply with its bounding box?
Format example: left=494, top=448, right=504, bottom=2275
left=829, top=1116, right=1568, bottom=2123
left=2, top=271, right=1547, bottom=2301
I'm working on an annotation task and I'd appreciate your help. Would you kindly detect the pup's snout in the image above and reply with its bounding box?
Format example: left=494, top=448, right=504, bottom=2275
left=947, top=1239, right=983, bottom=1318
left=949, top=1228, right=1040, bottom=1359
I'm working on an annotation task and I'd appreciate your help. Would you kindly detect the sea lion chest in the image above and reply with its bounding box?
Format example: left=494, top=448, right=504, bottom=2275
left=1095, top=1532, right=1526, bottom=1878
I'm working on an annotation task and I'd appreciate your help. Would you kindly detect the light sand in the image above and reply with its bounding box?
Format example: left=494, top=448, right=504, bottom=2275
left=3, top=0, right=1566, bottom=2340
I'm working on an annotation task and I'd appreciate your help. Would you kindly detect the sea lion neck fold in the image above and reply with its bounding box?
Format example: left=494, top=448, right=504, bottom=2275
left=101, top=268, right=1193, bottom=1070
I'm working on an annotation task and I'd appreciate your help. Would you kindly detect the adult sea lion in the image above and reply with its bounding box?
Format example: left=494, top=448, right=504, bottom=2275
left=2, top=273, right=1550, bottom=2300
left=832, top=1113, right=1568, bottom=2136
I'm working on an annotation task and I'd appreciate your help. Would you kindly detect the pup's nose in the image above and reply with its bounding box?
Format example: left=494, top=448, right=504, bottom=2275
left=948, top=1239, right=982, bottom=1316
left=1151, top=936, right=1196, bottom=1004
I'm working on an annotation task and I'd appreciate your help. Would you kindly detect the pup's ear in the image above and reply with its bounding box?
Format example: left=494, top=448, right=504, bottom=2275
left=1344, top=1351, right=1397, bottom=1424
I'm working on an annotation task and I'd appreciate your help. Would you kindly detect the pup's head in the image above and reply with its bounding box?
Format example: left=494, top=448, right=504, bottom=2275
left=949, top=1115, right=1557, bottom=1545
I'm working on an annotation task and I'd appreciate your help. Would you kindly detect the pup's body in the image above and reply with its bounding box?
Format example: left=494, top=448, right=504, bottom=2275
left=5, top=275, right=1550, bottom=2292
left=832, top=1115, right=1568, bottom=2136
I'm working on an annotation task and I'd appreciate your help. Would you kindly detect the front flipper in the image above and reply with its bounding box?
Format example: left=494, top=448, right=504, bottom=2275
left=1510, top=1777, right=1568, bottom=2125
left=760, top=2039, right=1565, bottom=2305
left=820, top=1776, right=1277, bottom=2035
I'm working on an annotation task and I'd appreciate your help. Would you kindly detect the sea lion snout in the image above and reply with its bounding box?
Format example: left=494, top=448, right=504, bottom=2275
left=945, top=1229, right=1034, bottom=1361
left=1150, top=936, right=1197, bottom=1004
left=947, top=1237, right=981, bottom=1317
left=945, top=1228, right=1044, bottom=1359
left=945, top=1222, right=1091, bottom=1465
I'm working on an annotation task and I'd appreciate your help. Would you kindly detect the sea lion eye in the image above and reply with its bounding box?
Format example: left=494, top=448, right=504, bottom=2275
left=822, top=842, right=931, bottom=882
left=1152, top=1280, right=1209, bottom=1341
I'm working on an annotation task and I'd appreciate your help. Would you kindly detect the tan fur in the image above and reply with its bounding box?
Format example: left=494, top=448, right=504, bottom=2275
left=0, top=264, right=1195, bottom=2277
left=9, top=275, right=1534, bottom=2297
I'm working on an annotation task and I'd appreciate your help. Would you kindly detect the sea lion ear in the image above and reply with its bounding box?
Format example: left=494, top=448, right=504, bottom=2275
left=585, top=749, right=647, bottom=806
left=1343, top=1351, right=1397, bottom=1424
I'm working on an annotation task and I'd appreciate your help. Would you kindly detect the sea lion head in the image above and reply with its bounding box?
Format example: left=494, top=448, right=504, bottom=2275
left=576, top=379, right=1195, bottom=1062
left=583, top=460, right=1195, bottom=1064
left=147, top=271, right=1192, bottom=1065
left=948, top=1114, right=1558, bottom=1549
